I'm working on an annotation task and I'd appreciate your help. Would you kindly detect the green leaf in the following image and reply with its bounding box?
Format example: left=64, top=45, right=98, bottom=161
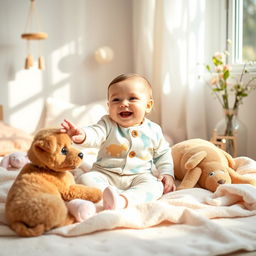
left=213, top=88, right=224, bottom=92
left=212, top=56, right=223, bottom=66
left=223, top=70, right=230, bottom=80
left=206, top=65, right=211, bottom=71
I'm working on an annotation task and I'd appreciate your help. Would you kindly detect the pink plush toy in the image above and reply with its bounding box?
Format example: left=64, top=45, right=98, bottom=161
left=0, top=152, right=29, bottom=169
left=66, top=199, right=97, bottom=222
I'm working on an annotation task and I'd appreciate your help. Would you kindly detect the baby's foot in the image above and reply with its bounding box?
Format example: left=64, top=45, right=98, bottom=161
left=66, top=199, right=96, bottom=222
left=103, top=186, right=127, bottom=210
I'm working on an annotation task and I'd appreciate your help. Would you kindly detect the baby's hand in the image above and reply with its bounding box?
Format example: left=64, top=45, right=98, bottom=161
left=60, top=119, right=86, bottom=144
left=158, top=174, right=176, bottom=194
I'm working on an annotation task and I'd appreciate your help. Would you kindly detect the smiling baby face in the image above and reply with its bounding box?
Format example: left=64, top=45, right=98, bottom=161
left=108, top=76, right=153, bottom=128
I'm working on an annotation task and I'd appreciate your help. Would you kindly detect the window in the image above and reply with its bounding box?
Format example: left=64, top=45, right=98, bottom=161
left=228, top=0, right=256, bottom=64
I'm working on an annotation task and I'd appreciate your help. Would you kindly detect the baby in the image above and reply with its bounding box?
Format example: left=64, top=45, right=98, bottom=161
left=61, top=73, right=175, bottom=221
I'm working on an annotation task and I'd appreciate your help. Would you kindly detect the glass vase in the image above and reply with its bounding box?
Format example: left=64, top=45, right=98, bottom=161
left=214, top=108, right=247, bottom=157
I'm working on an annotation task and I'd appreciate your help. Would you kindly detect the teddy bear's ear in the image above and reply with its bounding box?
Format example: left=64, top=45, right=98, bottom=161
left=34, top=136, right=57, bottom=153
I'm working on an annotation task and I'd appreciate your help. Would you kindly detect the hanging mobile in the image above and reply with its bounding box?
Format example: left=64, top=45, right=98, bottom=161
left=21, top=0, right=48, bottom=70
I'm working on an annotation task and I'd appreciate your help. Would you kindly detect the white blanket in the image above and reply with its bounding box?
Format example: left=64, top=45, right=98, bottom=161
left=0, top=157, right=256, bottom=256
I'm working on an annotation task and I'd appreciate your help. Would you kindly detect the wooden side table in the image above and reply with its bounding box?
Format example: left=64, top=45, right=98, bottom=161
left=210, top=129, right=238, bottom=157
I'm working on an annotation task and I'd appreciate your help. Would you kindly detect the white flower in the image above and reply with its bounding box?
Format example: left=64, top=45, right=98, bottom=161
left=227, top=39, right=232, bottom=45
left=223, top=64, right=231, bottom=71
left=210, top=76, right=219, bottom=85
left=216, top=65, right=223, bottom=72
left=214, top=52, right=224, bottom=60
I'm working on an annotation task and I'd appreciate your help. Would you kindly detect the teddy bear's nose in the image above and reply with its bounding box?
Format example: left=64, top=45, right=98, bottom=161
left=218, top=179, right=226, bottom=184
left=78, top=152, right=83, bottom=159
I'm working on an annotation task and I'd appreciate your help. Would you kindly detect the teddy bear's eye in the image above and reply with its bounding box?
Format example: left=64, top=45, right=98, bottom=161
left=209, top=172, right=215, bottom=176
left=61, top=147, right=68, bottom=155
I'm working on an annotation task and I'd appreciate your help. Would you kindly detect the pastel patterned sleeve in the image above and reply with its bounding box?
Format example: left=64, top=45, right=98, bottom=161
left=81, top=115, right=111, bottom=148
left=153, top=125, right=174, bottom=177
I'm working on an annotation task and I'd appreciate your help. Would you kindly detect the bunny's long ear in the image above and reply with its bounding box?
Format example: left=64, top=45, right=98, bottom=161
left=185, top=151, right=207, bottom=170
left=228, top=166, right=256, bottom=185
left=221, top=149, right=236, bottom=168
left=177, top=167, right=202, bottom=190
left=0, top=155, right=10, bottom=169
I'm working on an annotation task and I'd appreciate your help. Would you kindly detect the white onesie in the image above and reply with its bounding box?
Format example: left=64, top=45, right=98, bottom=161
left=78, top=115, right=174, bottom=205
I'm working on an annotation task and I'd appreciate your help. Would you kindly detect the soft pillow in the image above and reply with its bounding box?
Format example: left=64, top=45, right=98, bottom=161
left=43, top=97, right=108, bottom=128
left=0, top=121, right=33, bottom=156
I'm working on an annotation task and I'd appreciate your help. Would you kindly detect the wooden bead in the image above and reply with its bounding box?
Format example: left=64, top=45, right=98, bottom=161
left=24, top=54, right=33, bottom=69
left=38, top=56, right=45, bottom=70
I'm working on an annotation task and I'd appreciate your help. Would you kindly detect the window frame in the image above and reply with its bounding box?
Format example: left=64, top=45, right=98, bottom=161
left=227, top=0, right=256, bottom=73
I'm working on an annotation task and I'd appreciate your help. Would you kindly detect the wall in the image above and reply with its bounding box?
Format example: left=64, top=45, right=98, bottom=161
left=0, top=0, right=255, bottom=159
left=0, top=0, right=133, bottom=133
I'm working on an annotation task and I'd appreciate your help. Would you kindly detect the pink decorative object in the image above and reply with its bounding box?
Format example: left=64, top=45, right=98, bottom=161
left=66, top=199, right=97, bottom=222
left=0, top=152, right=29, bottom=169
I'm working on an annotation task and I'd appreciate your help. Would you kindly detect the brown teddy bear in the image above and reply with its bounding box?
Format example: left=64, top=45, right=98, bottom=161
left=5, top=128, right=102, bottom=237
left=172, top=138, right=256, bottom=192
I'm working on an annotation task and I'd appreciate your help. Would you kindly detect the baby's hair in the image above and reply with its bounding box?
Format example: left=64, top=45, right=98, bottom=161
left=108, top=73, right=153, bottom=99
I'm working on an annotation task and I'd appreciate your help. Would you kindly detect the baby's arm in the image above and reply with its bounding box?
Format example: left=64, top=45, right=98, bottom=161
left=60, top=119, right=86, bottom=144
left=153, top=125, right=175, bottom=193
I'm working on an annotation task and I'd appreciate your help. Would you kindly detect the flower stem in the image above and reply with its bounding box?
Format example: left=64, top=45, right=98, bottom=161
left=224, top=113, right=234, bottom=136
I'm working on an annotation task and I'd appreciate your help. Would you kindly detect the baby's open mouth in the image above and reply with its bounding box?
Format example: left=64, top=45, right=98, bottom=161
left=119, top=111, right=133, bottom=118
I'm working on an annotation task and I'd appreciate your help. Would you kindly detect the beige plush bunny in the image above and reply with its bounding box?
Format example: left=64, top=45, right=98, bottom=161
left=172, top=139, right=256, bottom=192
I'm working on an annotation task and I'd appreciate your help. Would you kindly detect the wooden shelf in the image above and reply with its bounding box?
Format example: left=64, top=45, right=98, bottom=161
left=21, top=32, right=48, bottom=40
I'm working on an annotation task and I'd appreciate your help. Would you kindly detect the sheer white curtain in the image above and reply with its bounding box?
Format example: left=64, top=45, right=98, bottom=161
left=133, top=0, right=209, bottom=144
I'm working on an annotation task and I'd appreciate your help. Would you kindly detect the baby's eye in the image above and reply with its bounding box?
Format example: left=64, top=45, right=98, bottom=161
left=129, top=97, right=138, bottom=101
left=112, top=98, right=120, bottom=102
left=61, top=147, right=68, bottom=155
left=209, top=172, right=215, bottom=176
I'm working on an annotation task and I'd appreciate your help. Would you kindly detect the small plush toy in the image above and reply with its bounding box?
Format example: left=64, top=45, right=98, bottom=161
left=0, top=152, right=29, bottom=169
left=172, top=138, right=256, bottom=192
left=5, top=128, right=102, bottom=237
left=66, top=199, right=97, bottom=223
